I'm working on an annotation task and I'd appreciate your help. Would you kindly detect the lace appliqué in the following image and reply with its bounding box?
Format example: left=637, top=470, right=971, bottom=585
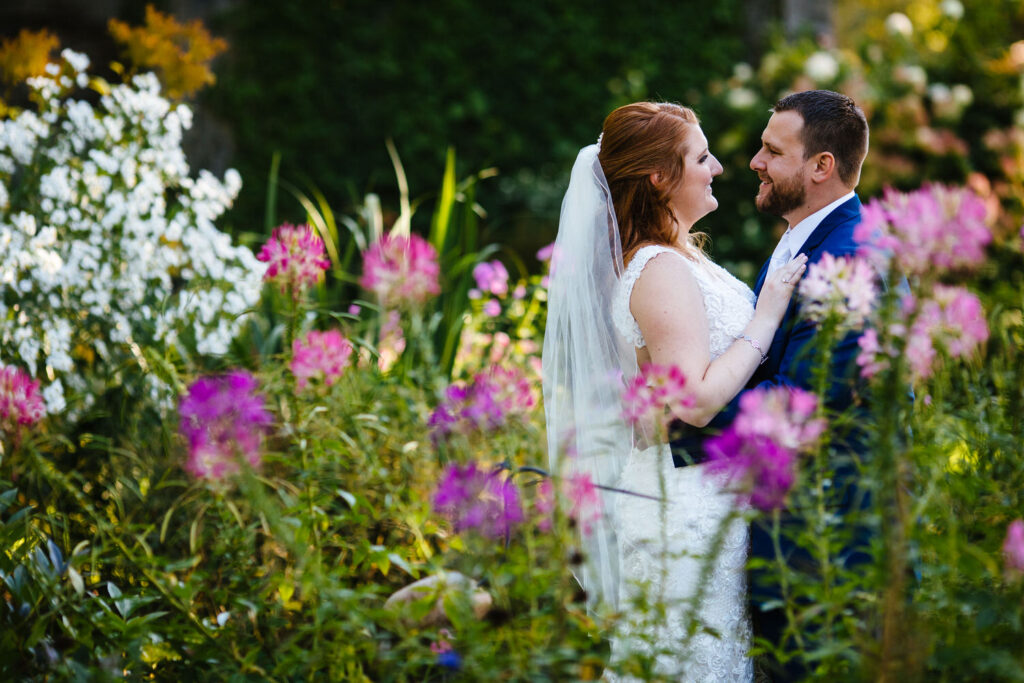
left=613, top=245, right=756, bottom=358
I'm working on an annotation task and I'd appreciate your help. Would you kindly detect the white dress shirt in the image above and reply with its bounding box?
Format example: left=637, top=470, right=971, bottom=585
left=766, top=191, right=855, bottom=276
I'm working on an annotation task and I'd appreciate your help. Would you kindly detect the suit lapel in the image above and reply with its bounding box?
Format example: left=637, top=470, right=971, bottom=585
left=759, top=194, right=862, bottom=375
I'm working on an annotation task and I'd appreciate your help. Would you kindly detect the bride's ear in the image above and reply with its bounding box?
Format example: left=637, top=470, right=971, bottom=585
left=649, top=171, right=662, bottom=187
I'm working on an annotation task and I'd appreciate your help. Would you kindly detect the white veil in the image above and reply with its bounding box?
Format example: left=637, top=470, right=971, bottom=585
left=542, top=144, right=639, bottom=610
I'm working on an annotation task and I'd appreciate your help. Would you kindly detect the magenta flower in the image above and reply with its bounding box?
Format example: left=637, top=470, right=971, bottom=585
left=705, top=386, right=825, bottom=511
left=360, top=232, right=441, bottom=307
left=433, top=462, right=524, bottom=537
left=855, top=184, right=991, bottom=276
left=621, top=364, right=693, bottom=431
left=798, top=253, right=878, bottom=332
left=706, top=430, right=797, bottom=511
left=179, top=371, right=273, bottom=481
left=257, top=223, right=331, bottom=299
left=290, top=329, right=354, bottom=390
left=428, top=365, right=535, bottom=441
left=472, top=260, right=509, bottom=297
left=1003, top=519, right=1024, bottom=577
left=0, top=365, right=46, bottom=436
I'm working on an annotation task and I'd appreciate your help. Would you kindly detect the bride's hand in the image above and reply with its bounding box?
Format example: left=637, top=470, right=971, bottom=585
left=755, top=254, right=808, bottom=323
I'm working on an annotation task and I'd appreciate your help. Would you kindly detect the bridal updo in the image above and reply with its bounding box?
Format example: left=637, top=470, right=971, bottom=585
left=598, top=102, right=706, bottom=264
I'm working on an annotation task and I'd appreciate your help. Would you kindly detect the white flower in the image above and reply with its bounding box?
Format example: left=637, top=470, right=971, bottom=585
left=940, top=0, right=964, bottom=20
left=60, top=49, right=90, bottom=74
left=894, top=64, right=928, bottom=92
left=805, top=52, right=840, bottom=83
left=726, top=87, right=758, bottom=110
left=732, top=62, right=754, bottom=82
left=42, top=379, right=66, bottom=414
left=951, top=84, right=973, bottom=108
left=885, top=12, right=914, bottom=37
left=0, top=50, right=264, bottom=418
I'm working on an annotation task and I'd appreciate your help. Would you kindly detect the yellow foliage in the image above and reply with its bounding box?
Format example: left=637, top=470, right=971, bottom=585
left=0, top=28, right=60, bottom=87
left=108, top=5, right=227, bottom=99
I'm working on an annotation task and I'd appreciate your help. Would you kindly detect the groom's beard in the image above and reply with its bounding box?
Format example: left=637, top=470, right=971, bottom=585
left=756, top=170, right=805, bottom=217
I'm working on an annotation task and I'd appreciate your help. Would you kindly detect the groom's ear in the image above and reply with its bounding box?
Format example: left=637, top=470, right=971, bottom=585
left=810, top=152, right=837, bottom=183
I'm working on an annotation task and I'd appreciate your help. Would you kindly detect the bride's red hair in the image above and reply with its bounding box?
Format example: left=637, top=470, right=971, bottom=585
left=598, top=102, right=707, bottom=264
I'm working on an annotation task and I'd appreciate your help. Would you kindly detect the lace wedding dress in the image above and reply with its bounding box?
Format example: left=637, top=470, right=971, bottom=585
left=606, top=244, right=756, bottom=682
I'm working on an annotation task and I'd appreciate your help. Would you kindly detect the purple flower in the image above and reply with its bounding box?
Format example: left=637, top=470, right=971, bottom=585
left=0, top=365, right=46, bottom=436
left=428, top=365, right=535, bottom=441
left=472, top=260, right=509, bottom=296
left=706, top=430, right=796, bottom=511
left=855, top=184, right=991, bottom=276
left=433, top=462, right=524, bottom=538
left=437, top=650, right=462, bottom=670
left=704, top=386, right=825, bottom=511
left=360, top=232, right=440, bottom=307
left=257, top=223, right=331, bottom=299
left=179, top=371, right=273, bottom=481
left=1003, top=519, right=1024, bottom=577
left=483, top=299, right=502, bottom=317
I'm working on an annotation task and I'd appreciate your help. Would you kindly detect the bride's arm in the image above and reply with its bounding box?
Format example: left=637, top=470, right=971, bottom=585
left=631, top=253, right=806, bottom=428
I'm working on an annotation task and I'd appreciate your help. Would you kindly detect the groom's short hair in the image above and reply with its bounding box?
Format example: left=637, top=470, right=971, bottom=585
left=773, top=90, right=868, bottom=187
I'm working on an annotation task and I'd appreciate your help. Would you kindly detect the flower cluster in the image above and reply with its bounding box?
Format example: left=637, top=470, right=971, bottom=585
left=0, top=50, right=264, bottom=415
left=621, top=364, right=692, bottom=431
left=705, top=387, right=825, bottom=511
left=856, top=184, right=991, bottom=276
left=179, top=371, right=273, bottom=481
left=428, top=365, right=535, bottom=440
left=534, top=472, right=602, bottom=536
left=798, top=253, right=878, bottom=333
left=470, top=259, right=517, bottom=317
left=257, top=223, right=331, bottom=299
left=857, top=285, right=989, bottom=382
left=1004, top=519, right=1024, bottom=578
left=290, top=329, right=353, bottom=390
left=0, top=364, right=46, bottom=437
left=360, top=232, right=440, bottom=308
left=432, top=462, right=523, bottom=538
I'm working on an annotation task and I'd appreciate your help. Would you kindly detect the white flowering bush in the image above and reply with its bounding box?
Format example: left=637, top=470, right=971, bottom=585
left=0, top=50, right=264, bottom=414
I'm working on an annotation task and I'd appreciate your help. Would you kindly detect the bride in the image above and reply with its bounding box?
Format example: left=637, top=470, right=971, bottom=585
left=542, top=102, right=806, bottom=680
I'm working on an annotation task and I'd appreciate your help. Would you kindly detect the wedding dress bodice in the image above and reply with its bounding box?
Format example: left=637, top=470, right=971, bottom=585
left=613, top=244, right=755, bottom=358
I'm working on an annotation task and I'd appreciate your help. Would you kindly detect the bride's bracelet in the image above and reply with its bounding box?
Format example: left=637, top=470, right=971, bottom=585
left=735, top=334, right=768, bottom=365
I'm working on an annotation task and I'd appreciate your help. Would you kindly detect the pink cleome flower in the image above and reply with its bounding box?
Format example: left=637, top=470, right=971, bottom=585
left=290, top=329, right=354, bottom=390
left=0, top=364, right=46, bottom=435
left=179, top=371, right=273, bottom=481
left=257, top=223, right=331, bottom=299
left=433, top=462, right=524, bottom=538
left=705, top=386, right=825, bottom=511
left=857, top=286, right=988, bottom=383
left=360, top=232, right=441, bottom=307
left=533, top=472, right=603, bottom=536
left=1003, top=519, right=1024, bottom=577
left=621, top=363, right=693, bottom=431
left=798, top=253, right=878, bottom=332
left=855, top=184, right=991, bottom=276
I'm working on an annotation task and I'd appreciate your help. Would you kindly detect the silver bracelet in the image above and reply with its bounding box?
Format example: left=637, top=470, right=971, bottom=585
left=735, top=334, right=768, bottom=365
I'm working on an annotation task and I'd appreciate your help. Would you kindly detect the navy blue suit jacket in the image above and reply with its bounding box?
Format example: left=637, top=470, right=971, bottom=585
left=670, top=194, right=865, bottom=465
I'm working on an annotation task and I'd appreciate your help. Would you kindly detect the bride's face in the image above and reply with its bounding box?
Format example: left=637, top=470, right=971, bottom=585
left=667, top=125, right=723, bottom=229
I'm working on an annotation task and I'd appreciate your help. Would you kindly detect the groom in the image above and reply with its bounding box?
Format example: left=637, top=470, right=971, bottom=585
left=672, top=89, right=872, bottom=679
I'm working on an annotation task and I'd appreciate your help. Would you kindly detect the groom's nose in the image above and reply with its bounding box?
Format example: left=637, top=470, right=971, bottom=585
left=750, top=149, right=766, bottom=171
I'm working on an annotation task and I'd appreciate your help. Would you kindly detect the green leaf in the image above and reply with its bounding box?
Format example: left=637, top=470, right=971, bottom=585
left=67, top=566, right=85, bottom=596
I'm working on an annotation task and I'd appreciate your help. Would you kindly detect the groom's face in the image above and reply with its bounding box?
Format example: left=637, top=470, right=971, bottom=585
left=750, top=111, right=808, bottom=222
